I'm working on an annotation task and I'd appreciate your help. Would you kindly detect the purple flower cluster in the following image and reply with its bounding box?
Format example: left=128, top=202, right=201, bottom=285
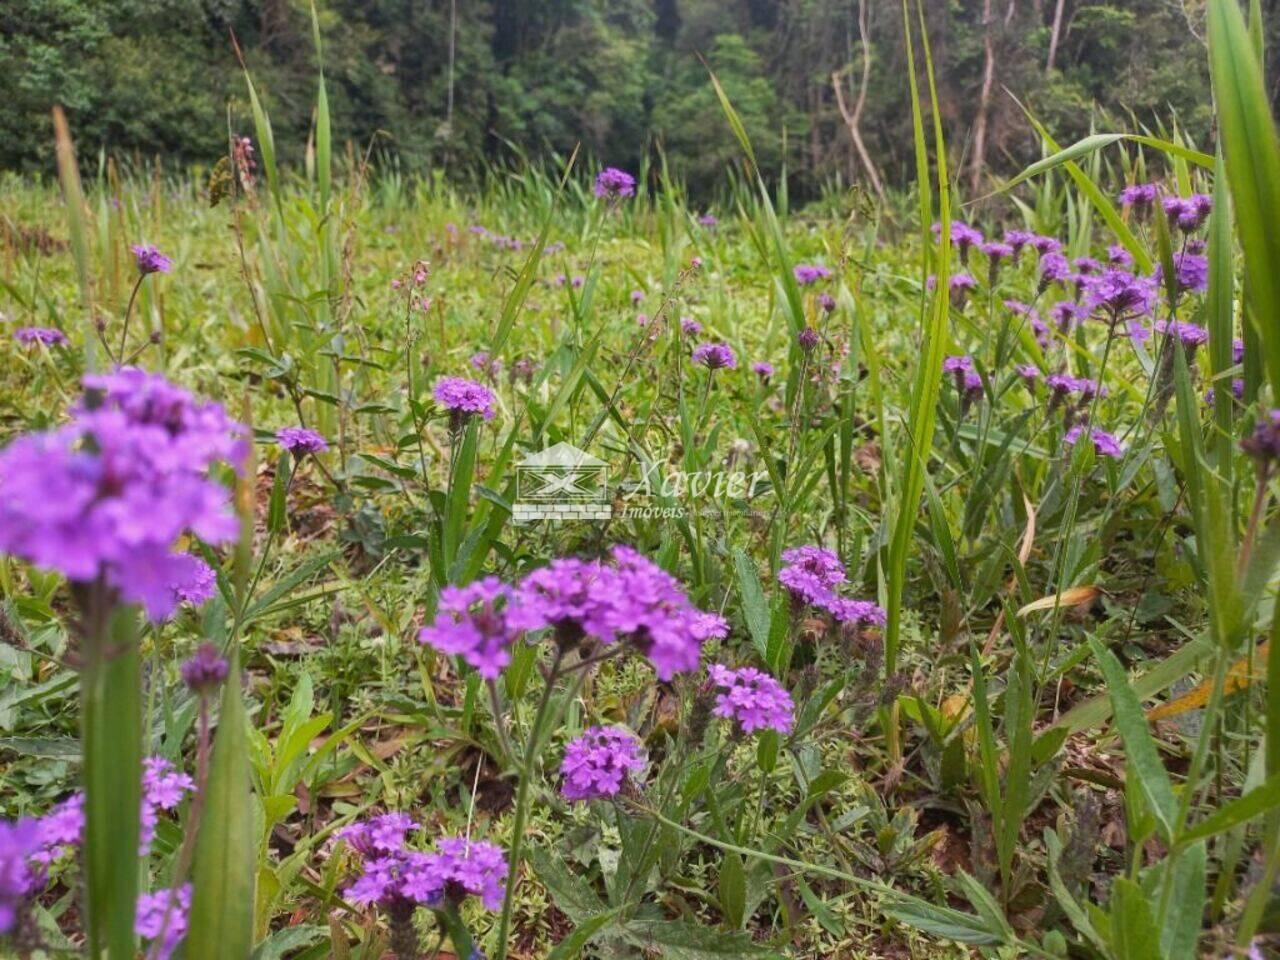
left=181, top=642, right=229, bottom=693
left=752, top=361, right=774, bottom=380
left=433, top=376, right=497, bottom=422
left=1119, top=183, right=1160, bottom=210
left=140, top=757, right=195, bottom=852
left=14, top=327, right=68, bottom=347
left=135, top=885, right=191, bottom=960
left=1154, top=253, right=1209, bottom=293
left=1242, top=410, right=1280, bottom=464
left=709, top=664, right=795, bottom=735
left=0, top=369, right=244, bottom=621
left=342, top=821, right=507, bottom=913
left=1163, top=193, right=1212, bottom=231
left=594, top=167, right=636, bottom=199
left=1064, top=426, right=1124, bottom=459
left=776, top=545, right=884, bottom=629
left=1154, top=320, right=1209, bottom=349
left=560, top=726, right=646, bottom=801
left=338, top=813, right=421, bottom=858
left=942, top=354, right=982, bottom=396
left=0, top=819, right=42, bottom=934
left=793, top=264, right=832, bottom=285
left=692, top=342, right=737, bottom=370
left=276, top=426, right=329, bottom=455
left=1082, top=269, right=1157, bottom=319
left=419, top=546, right=724, bottom=682
left=132, top=244, right=173, bottom=275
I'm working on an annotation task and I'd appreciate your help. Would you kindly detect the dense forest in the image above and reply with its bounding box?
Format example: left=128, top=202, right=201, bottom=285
left=0, top=0, right=1261, bottom=197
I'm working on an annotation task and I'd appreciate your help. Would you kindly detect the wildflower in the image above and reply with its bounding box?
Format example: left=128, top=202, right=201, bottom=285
left=0, top=370, right=244, bottom=621
left=1064, top=426, right=1124, bottom=459
left=680, top=317, right=702, bottom=336
left=630, top=290, right=645, bottom=305
left=1154, top=253, right=1209, bottom=293
left=594, top=167, right=636, bottom=199
left=132, top=245, right=172, bottom=275
left=33, top=795, right=83, bottom=863
left=1155, top=320, right=1209, bottom=350
left=777, top=546, right=846, bottom=607
left=560, top=726, right=646, bottom=801
left=1073, top=256, right=1102, bottom=276
left=1031, top=235, right=1062, bottom=256
left=14, top=327, right=68, bottom=346
left=981, top=241, right=1013, bottom=283
left=1242, top=411, right=1280, bottom=464
left=275, top=426, right=328, bottom=456
left=1050, top=301, right=1087, bottom=332
left=1205, top=380, right=1244, bottom=405
left=824, top=597, right=887, bottom=628
left=0, top=818, right=42, bottom=935
left=181, top=643, right=229, bottom=693
left=709, top=664, right=795, bottom=735
left=470, top=351, right=503, bottom=379
left=338, top=814, right=421, bottom=858
left=949, top=272, right=978, bottom=308
left=793, top=264, right=832, bottom=285
left=797, top=327, right=820, bottom=352
left=817, top=292, right=836, bottom=312
left=135, top=885, right=191, bottom=960
left=429, top=838, right=508, bottom=910
left=1003, top=229, right=1036, bottom=258
left=1119, top=183, right=1159, bottom=212
left=1107, top=244, right=1134, bottom=267
left=1163, top=193, right=1212, bottom=231
left=690, top=255, right=703, bottom=269
left=1038, top=253, right=1071, bottom=293
left=433, top=377, right=496, bottom=423
left=1083, top=269, right=1157, bottom=320
left=698, top=213, right=718, bottom=227
left=418, top=578, right=516, bottom=679
left=692, top=342, right=737, bottom=370
left=752, top=361, right=774, bottom=381
left=1015, top=364, right=1040, bottom=386
left=1234, top=338, right=1246, bottom=364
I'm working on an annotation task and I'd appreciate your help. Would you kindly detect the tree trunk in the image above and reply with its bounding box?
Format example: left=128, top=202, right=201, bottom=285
left=1046, top=0, right=1067, bottom=72
left=968, top=0, right=997, bottom=195
left=831, top=0, right=885, bottom=202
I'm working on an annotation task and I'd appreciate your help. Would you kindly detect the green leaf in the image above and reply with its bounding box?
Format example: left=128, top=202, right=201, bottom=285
left=1088, top=635, right=1178, bottom=842
left=622, top=918, right=775, bottom=958
left=718, top=851, right=747, bottom=930
left=1110, top=877, right=1163, bottom=960
left=1208, top=0, right=1280, bottom=400
left=81, top=606, right=142, bottom=959
left=732, top=548, right=770, bottom=659
left=189, top=647, right=255, bottom=959
left=1178, top=775, right=1280, bottom=848
left=886, top=898, right=1005, bottom=945
left=546, top=910, right=620, bottom=960
left=526, top=845, right=605, bottom=924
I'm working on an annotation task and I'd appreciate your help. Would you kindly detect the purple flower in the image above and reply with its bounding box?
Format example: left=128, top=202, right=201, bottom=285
left=1003, top=230, right=1036, bottom=257
left=135, top=885, right=191, bottom=960
left=752, top=361, right=774, bottom=380
left=433, top=377, right=496, bottom=422
left=942, top=355, right=975, bottom=374
left=817, top=292, right=836, bottom=312
left=418, top=577, right=516, bottom=679
left=1083, top=269, right=1157, bottom=319
left=680, top=317, right=702, bottom=336
left=950, top=273, right=977, bottom=292
left=338, top=813, right=421, bottom=859
left=980, top=241, right=1013, bottom=262
left=793, top=264, right=832, bottom=286
left=1155, top=319, right=1209, bottom=349
left=14, top=327, right=68, bottom=347
left=698, top=213, right=718, bottom=227
left=1074, top=257, right=1102, bottom=275
left=777, top=545, right=846, bottom=606
left=594, top=167, right=636, bottom=199
left=0, top=370, right=244, bottom=621
left=560, top=726, right=646, bottom=801
left=630, top=290, right=645, bottom=305
left=1050, top=301, right=1087, bottom=331
left=1163, top=193, right=1212, bottom=231
left=132, top=245, right=172, bottom=275
left=1064, top=426, right=1124, bottom=459
left=709, top=664, right=795, bottom=735
left=824, top=597, right=887, bottom=627
left=1154, top=253, right=1209, bottom=293
left=0, top=818, right=42, bottom=934
left=1243, top=411, right=1280, bottom=463
left=180, top=642, right=229, bottom=693
left=1015, top=364, right=1040, bottom=386
left=139, top=757, right=195, bottom=854
left=1205, top=380, right=1244, bottom=405
left=933, top=220, right=984, bottom=255
left=1031, top=235, right=1062, bottom=256
left=1107, top=244, right=1134, bottom=267
left=1038, top=253, right=1071, bottom=290
left=797, top=327, right=820, bottom=351
left=275, top=426, right=328, bottom=455
left=34, top=795, right=83, bottom=863
left=470, top=351, right=502, bottom=378
left=1119, top=183, right=1159, bottom=211
left=430, top=837, right=508, bottom=911
left=692, top=342, right=737, bottom=370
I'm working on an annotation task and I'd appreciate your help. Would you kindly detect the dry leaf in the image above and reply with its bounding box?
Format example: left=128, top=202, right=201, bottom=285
left=1016, top=585, right=1102, bottom=618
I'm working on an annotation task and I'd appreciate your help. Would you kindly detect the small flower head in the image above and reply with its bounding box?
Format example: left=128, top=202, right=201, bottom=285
left=793, top=264, right=832, bottom=286
left=132, top=245, right=173, bottom=275
left=1242, top=410, right=1280, bottom=465
left=14, top=327, right=68, bottom=347
left=1154, top=253, right=1209, bottom=293
left=338, top=813, right=421, bottom=858
left=680, top=316, right=702, bottom=336
left=1119, top=182, right=1160, bottom=212
left=594, top=167, right=636, bottom=199
left=692, top=342, right=737, bottom=370
left=1064, top=426, right=1124, bottom=459
left=1155, top=319, right=1209, bottom=349
left=1083, top=269, right=1157, bottom=320
left=1107, top=244, right=1134, bottom=267
left=1163, top=193, right=1212, bottom=232
left=0, top=818, right=42, bottom=935
left=817, top=292, right=836, bottom=312
left=433, top=377, right=497, bottom=422
left=797, top=327, right=820, bottom=352
left=1003, top=230, right=1036, bottom=257
left=275, top=427, right=329, bottom=456
left=560, top=726, right=646, bottom=801
left=778, top=545, right=846, bottom=607
left=418, top=577, right=516, bottom=679
left=1038, top=253, right=1071, bottom=292
left=752, top=361, right=774, bottom=381
left=709, top=664, right=795, bottom=735
left=180, top=643, right=229, bottom=694
left=135, top=885, right=191, bottom=960
left=697, top=213, right=718, bottom=227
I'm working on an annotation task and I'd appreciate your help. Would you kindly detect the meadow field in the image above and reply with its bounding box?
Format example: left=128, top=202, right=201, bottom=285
left=3, top=2, right=1280, bottom=959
